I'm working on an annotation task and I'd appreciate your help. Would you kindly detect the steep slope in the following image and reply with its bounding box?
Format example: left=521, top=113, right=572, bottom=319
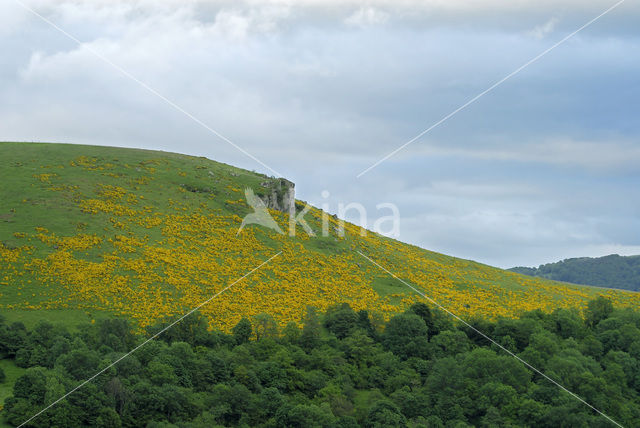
left=1, top=142, right=639, bottom=331
left=510, top=254, right=640, bottom=291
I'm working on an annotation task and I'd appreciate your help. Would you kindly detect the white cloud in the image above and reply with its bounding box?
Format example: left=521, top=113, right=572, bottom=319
left=0, top=1, right=31, bottom=35
left=406, top=138, right=640, bottom=170
left=527, top=16, right=559, bottom=39
left=1, top=0, right=639, bottom=268
left=344, top=7, right=389, bottom=28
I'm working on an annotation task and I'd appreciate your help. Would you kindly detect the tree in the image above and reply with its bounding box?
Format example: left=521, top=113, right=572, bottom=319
left=391, top=386, right=427, bottom=419
left=585, top=297, right=614, bottom=328
left=254, top=313, right=279, bottom=341
left=340, top=330, right=378, bottom=368
left=254, top=387, right=284, bottom=422
left=3, top=301, right=640, bottom=427
left=275, top=403, right=336, bottom=428
left=422, top=415, right=445, bottom=428
left=356, top=310, right=376, bottom=337
left=160, top=313, right=213, bottom=347
left=105, top=377, right=128, bottom=415
left=280, top=321, right=300, bottom=344
left=232, top=317, right=252, bottom=345
left=408, top=303, right=433, bottom=327
left=324, top=303, right=358, bottom=339
left=13, top=367, right=48, bottom=403
left=121, top=381, right=161, bottom=425
left=156, top=383, right=199, bottom=422
left=550, top=308, right=585, bottom=339
left=430, top=330, right=471, bottom=358
left=492, top=318, right=540, bottom=352
left=365, top=400, right=408, bottom=428
left=96, top=318, right=136, bottom=351
left=4, top=397, right=37, bottom=427
left=56, top=348, right=101, bottom=380
left=209, top=383, right=253, bottom=425
left=463, top=348, right=531, bottom=393
left=520, top=330, right=560, bottom=367
left=147, top=360, right=178, bottom=386
left=382, top=314, right=429, bottom=359
left=300, top=307, right=322, bottom=350
left=95, top=407, right=122, bottom=428
left=0, top=321, right=27, bottom=359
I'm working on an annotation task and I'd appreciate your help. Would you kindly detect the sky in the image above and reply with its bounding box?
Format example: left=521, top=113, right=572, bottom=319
left=1, top=0, right=639, bottom=268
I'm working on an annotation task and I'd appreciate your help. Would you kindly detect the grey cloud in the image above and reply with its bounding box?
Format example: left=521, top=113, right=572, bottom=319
left=1, top=0, right=639, bottom=268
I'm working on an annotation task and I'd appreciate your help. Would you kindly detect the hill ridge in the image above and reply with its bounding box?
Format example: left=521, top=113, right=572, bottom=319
left=510, top=254, right=640, bottom=292
left=2, top=142, right=639, bottom=330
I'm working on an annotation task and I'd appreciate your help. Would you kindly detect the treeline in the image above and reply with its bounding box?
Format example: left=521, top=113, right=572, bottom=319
left=1, top=298, right=640, bottom=427
left=510, top=254, right=640, bottom=291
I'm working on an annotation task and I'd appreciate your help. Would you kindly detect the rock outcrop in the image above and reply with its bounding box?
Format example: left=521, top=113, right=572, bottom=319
left=259, top=178, right=295, bottom=213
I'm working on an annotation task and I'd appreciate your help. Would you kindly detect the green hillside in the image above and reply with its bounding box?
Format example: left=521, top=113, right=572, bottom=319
left=1, top=142, right=639, bottom=331
left=510, top=254, right=640, bottom=291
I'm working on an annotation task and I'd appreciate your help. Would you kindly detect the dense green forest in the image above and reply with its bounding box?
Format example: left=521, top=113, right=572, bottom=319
left=510, top=254, right=640, bottom=292
left=1, top=298, right=640, bottom=427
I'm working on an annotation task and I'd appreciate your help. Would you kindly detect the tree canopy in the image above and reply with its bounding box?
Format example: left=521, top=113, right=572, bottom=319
left=2, top=299, right=640, bottom=427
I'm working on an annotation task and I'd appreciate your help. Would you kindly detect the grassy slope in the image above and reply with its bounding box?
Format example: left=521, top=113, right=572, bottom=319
left=1, top=142, right=638, bottom=332
left=0, top=359, right=26, bottom=420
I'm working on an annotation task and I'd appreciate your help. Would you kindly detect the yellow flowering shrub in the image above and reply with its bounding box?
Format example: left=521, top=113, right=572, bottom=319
left=2, top=149, right=639, bottom=333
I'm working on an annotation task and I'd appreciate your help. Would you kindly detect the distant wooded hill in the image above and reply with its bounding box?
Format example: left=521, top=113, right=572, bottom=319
left=510, top=254, right=640, bottom=291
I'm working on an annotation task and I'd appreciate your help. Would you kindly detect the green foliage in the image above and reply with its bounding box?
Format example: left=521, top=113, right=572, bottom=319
left=382, top=313, right=429, bottom=359
left=2, top=141, right=633, bottom=338
left=586, top=296, right=615, bottom=328
left=232, top=317, right=252, bottom=345
left=510, top=254, right=640, bottom=291
left=253, top=313, right=279, bottom=341
left=364, top=400, right=407, bottom=427
left=324, top=303, right=358, bottom=339
left=275, top=403, right=336, bottom=427
left=299, top=306, right=322, bottom=351
left=56, top=348, right=101, bottom=381
left=1, top=298, right=640, bottom=427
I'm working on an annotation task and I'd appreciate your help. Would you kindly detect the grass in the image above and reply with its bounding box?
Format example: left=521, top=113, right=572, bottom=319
left=1, top=142, right=639, bottom=333
left=0, top=142, right=267, bottom=249
left=1, top=141, right=640, bottom=424
left=0, top=359, right=26, bottom=408
left=370, top=277, right=408, bottom=301
left=0, top=309, right=99, bottom=330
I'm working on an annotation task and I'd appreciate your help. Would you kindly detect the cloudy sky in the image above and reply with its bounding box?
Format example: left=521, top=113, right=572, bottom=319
left=1, top=0, right=639, bottom=268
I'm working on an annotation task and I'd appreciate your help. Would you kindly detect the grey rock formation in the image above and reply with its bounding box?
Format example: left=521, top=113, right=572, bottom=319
left=258, top=178, right=295, bottom=213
